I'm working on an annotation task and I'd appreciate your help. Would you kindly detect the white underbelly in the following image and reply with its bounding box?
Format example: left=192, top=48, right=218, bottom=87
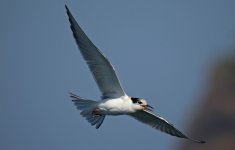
left=98, top=98, right=133, bottom=115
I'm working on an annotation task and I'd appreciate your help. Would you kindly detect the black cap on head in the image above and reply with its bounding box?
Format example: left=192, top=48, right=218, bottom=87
left=131, top=97, right=141, bottom=103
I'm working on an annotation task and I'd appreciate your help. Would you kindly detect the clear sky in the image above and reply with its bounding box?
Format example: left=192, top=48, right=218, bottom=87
left=1, top=0, right=235, bottom=150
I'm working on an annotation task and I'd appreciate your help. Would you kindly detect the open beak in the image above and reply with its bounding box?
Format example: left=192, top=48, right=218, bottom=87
left=145, top=104, right=154, bottom=112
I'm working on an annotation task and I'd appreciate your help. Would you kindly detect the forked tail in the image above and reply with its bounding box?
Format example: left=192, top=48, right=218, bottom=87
left=69, top=93, right=105, bottom=129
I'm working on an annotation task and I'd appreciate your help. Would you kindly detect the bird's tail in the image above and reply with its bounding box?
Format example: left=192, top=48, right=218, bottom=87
left=69, top=93, right=105, bottom=129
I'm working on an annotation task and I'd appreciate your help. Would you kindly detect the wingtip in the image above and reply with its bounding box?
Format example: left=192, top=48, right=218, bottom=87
left=198, top=140, right=206, bottom=144
left=65, top=4, right=70, bottom=13
left=189, top=138, right=206, bottom=144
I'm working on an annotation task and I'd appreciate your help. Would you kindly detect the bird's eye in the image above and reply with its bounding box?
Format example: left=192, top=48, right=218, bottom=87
left=137, top=101, right=142, bottom=104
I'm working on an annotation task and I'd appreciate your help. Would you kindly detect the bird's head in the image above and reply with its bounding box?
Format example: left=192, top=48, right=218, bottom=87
left=131, top=97, right=154, bottom=112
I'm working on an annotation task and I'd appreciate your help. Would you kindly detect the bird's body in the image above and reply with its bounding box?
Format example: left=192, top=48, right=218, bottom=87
left=65, top=5, right=205, bottom=143
left=97, top=96, right=135, bottom=115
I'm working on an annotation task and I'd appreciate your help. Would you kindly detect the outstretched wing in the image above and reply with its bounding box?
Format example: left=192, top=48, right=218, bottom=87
left=65, top=5, right=126, bottom=99
left=130, top=110, right=205, bottom=143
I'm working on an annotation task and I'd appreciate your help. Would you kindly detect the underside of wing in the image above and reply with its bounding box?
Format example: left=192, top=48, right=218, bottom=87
left=130, top=110, right=206, bottom=143
left=65, top=5, right=126, bottom=99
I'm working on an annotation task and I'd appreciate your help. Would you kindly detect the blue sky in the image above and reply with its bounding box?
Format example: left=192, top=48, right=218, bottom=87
left=1, top=0, right=235, bottom=150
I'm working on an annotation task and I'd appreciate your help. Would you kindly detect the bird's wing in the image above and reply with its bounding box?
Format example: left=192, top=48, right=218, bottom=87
left=65, top=5, right=126, bottom=99
left=129, top=110, right=205, bottom=143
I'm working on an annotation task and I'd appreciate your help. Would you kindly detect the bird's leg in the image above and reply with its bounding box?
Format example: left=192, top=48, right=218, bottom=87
left=92, top=108, right=102, bottom=117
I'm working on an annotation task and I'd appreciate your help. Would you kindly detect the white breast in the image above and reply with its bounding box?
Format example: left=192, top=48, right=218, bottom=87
left=98, top=96, right=135, bottom=115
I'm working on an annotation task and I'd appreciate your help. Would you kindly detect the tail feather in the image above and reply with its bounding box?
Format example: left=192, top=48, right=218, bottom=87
left=70, top=93, right=97, bottom=110
left=70, top=92, right=105, bottom=129
left=95, top=115, right=105, bottom=129
left=89, top=116, right=100, bottom=125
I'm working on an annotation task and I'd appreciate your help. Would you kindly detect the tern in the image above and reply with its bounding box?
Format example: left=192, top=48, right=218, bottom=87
left=65, top=5, right=205, bottom=143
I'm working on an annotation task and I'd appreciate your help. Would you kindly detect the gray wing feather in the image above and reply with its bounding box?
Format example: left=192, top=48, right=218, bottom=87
left=65, top=5, right=126, bottom=99
left=130, top=110, right=205, bottom=143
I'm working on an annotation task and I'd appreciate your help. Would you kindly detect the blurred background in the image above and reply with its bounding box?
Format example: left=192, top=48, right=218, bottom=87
left=1, top=0, right=235, bottom=150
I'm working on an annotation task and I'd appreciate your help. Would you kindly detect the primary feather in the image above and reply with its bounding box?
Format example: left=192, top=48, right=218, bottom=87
left=65, top=5, right=126, bottom=99
left=130, top=110, right=206, bottom=143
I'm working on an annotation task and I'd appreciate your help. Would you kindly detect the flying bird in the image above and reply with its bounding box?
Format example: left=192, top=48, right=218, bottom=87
left=65, top=5, right=205, bottom=143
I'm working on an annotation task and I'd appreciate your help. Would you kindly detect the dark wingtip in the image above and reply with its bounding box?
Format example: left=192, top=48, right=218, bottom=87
left=189, top=138, right=206, bottom=144
left=198, top=140, right=206, bottom=144
left=65, top=4, right=68, bottom=10
left=65, top=4, right=70, bottom=14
